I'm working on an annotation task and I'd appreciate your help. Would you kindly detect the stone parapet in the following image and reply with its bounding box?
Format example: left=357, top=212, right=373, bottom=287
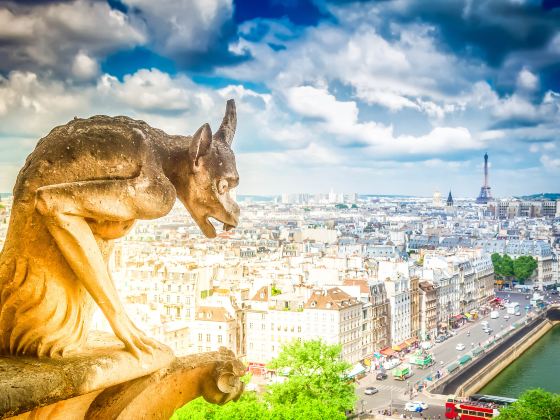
left=1, top=334, right=243, bottom=420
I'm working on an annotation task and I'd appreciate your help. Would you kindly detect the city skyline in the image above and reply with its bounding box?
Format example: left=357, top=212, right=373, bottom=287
left=0, top=1, right=560, bottom=197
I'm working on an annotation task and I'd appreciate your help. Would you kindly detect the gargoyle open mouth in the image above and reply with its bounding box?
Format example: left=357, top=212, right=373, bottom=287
left=200, top=216, right=238, bottom=238
left=223, top=223, right=235, bottom=232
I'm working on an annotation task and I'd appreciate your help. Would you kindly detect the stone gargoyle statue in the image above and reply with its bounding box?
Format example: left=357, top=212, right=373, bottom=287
left=0, top=100, right=239, bottom=359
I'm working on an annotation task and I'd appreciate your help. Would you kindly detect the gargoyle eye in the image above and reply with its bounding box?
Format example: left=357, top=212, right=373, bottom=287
left=217, top=179, right=229, bottom=194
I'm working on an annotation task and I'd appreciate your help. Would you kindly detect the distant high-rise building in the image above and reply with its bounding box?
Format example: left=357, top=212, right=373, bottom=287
left=433, top=190, right=442, bottom=207
left=476, top=153, right=493, bottom=204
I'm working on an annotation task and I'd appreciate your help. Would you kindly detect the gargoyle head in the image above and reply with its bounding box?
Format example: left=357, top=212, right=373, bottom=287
left=179, top=99, right=240, bottom=238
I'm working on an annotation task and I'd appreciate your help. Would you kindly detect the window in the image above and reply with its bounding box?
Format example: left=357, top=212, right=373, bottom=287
left=206, top=334, right=211, bottom=342
left=198, top=333, right=202, bottom=341
left=297, top=326, right=301, bottom=333
left=218, top=335, right=222, bottom=343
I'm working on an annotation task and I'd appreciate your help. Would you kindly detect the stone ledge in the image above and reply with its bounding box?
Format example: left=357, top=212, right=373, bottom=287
left=0, top=332, right=175, bottom=418
left=1, top=335, right=244, bottom=420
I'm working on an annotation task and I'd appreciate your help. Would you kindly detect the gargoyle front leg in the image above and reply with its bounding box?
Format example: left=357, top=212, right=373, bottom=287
left=35, top=175, right=176, bottom=358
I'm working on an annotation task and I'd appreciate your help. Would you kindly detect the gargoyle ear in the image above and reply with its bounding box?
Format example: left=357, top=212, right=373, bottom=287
left=214, top=99, right=236, bottom=146
left=190, top=123, right=213, bottom=165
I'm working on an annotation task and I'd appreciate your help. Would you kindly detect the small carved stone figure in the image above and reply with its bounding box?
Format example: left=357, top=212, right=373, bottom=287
left=0, top=100, right=240, bottom=359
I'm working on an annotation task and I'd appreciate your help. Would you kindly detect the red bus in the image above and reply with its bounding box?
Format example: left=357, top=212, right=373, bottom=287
left=444, top=397, right=500, bottom=419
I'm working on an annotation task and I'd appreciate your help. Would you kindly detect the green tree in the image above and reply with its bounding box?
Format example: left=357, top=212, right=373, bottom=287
left=501, top=254, right=514, bottom=278
left=513, top=256, right=538, bottom=282
left=271, top=285, right=282, bottom=296
left=266, top=340, right=356, bottom=413
left=497, top=389, right=560, bottom=420
left=270, top=396, right=345, bottom=420
left=491, top=253, right=502, bottom=275
left=172, top=340, right=354, bottom=419
left=172, top=392, right=269, bottom=420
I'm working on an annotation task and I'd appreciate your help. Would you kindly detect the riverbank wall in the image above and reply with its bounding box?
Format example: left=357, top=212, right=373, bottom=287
left=430, top=305, right=560, bottom=397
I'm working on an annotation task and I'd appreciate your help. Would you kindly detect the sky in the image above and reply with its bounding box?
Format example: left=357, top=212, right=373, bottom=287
left=0, top=0, right=560, bottom=197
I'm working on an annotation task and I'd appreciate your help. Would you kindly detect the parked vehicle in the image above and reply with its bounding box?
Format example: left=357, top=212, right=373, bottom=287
left=383, top=359, right=401, bottom=370
left=503, top=315, right=510, bottom=320
left=481, top=320, right=489, bottom=327
left=392, top=364, right=413, bottom=381
left=405, top=401, right=428, bottom=412
left=456, top=343, right=466, bottom=351
left=420, top=341, right=432, bottom=350
left=376, top=372, right=387, bottom=380
left=435, top=335, right=446, bottom=343
left=364, top=387, right=378, bottom=395
left=514, top=311, right=521, bottom=316
left=408, top=350, right=434, bottom=369
left=490, top=311, right=500, bottom=319
left=506, top=302, right=520, bottom=315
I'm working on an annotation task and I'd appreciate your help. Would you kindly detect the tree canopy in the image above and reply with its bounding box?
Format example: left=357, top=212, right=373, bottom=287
left=172, top=340, right=355, bottom=420
left=491, top=253, right=537, bottom=283
left=266, top=340, right=356, bottom=413
left=513, top=255, right=538, bottom=281
left=497, top=389, right=560, bottom=420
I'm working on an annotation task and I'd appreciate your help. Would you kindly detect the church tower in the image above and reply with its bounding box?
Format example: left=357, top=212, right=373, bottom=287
left=446, top=190, right=454, bottom=207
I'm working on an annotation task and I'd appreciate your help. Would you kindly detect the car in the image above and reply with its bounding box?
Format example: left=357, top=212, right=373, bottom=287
left=515, top=311, right=521, bottom=316
left=456, top=343, right=466, bottom=351
left=404, top=401, right=429, bottom=412
left=484, top=328, right=493, bottom=334
left=376, top=372, right=388, bottom=381
left=420, top=341, right=432, bottom=350
left=435, top=335, right=446, bottom=343
left=364, top=387, right=378, bottom=395
left=503, top=315, right=510, bottom=320
left=481, top=320, right=489, bottom=327
left=384, top=359, right=401, bottom=370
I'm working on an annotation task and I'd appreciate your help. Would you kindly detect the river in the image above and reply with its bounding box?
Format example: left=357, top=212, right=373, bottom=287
left=479, top=325, right=560, bottom=397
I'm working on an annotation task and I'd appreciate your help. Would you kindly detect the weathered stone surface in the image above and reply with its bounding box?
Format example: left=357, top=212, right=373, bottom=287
left=0, top=332, right=174, bottom=418
left=86, top=348, right=244, bottom=420
left=2, top=347, right=243, bottom=420
left=0, top=101, right=244, bottom=419
left=0, top=100, right=240, bottom=359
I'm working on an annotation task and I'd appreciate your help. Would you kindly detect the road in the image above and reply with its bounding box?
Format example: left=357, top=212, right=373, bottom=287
left=354, top=289, right=546, bottom=416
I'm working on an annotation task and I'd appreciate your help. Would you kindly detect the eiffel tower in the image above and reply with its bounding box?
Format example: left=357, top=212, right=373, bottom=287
left=476, top=153, right=493, bottom=204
